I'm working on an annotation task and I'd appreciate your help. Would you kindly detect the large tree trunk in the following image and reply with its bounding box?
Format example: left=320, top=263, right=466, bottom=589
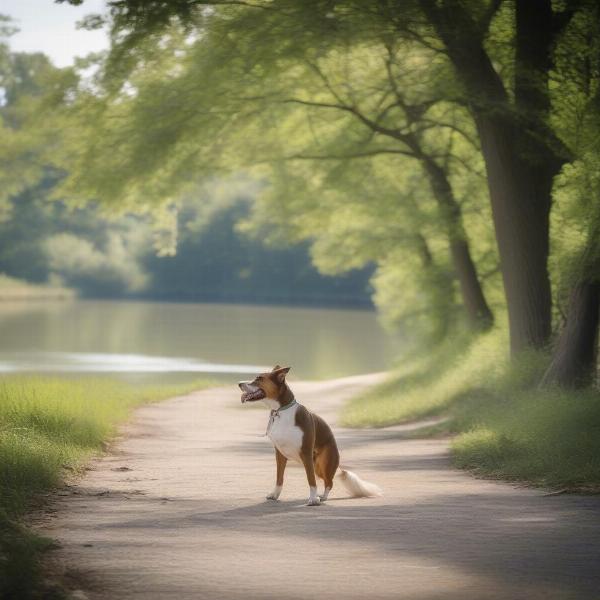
left=541, top=280, right=600, bottom=388
left=419, top=0, right=569, bottom=354
left=422, top=158, right=494, bottom=330
left=541, top=221, right=600, bottom=388
left=475, top=117, right=554, bottom=352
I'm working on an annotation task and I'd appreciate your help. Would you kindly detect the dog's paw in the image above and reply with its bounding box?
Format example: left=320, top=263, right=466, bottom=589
left=318, top=494, right=328, bottom=501
left=306, top=497, right=321, bottom=506
left=266, top=485, right=282, bottom=501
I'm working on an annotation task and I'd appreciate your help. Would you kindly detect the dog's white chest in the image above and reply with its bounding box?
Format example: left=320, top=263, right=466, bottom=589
left=267, top=404, right=303, bottom=463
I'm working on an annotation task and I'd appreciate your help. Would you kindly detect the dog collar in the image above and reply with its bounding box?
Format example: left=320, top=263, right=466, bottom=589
left=265, top=399, right=297, bottom=436
left=275, top=398, right=296, bottom=413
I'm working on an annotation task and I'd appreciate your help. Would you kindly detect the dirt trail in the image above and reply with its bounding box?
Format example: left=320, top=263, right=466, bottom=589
left=39, top=374, right=600, bottom=600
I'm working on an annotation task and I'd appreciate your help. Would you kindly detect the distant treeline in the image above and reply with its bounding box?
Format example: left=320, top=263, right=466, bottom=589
left=0, top=177, right=373, bottom=307
left=142, top=201, right=374, bottom=307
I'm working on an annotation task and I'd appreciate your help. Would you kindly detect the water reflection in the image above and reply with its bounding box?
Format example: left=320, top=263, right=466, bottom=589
left=0, top=352, right=269, bottom=374
left=0, top=300, right=402, bottom=381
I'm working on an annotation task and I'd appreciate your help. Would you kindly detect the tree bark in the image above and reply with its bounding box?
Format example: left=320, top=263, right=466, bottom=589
left=418, top=0, right=569, bottom=354
left=541, top=280, right=600, bottom=388
left=476, top=116, right=554, bottom=352
left=541, top=220, right=600, bottom=388
left=421, top=157, right=494, bottom=330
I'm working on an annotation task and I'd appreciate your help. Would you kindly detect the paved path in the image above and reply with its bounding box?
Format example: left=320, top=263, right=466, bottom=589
left=40, top=374, right=600, bottom=600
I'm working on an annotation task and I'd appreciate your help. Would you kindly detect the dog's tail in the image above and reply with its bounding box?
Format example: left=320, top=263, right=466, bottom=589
left=337, top=468, right=382, bottom=498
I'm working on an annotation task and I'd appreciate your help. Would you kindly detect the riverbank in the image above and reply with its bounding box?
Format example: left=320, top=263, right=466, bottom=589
left=0, top=376, right=212, bottom=599
left=341, top=330, right=600, bottom=492
left=0, top=275, right=74, bottom=301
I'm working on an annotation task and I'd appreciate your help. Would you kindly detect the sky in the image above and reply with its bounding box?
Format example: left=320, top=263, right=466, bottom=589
left=3, top=0, right=109, bottom=67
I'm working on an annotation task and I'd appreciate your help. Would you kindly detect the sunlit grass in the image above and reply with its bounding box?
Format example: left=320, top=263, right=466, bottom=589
left=341, top=329, right=600, bottom=490
left=0, top=376, right=212, bottom=599
left=453, top=387, right=600, bottom=488
left=341, top=330, right=508, bottom=427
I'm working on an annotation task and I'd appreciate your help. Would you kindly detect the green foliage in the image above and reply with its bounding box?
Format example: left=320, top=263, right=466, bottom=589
left=342, top=328, right=600, bottom=489
left=52, top=9, right=499, bottom=336
left=0, top=22, right=73, bottom=210
left=6, top=0, right=600, bottom=338
left=45, top=230, right=150, bottom=294
left=547, top=3, right=600, bottom=318
left=0, top=32, right=373, bottom=306
left=0, top=177, right=154, bottom=296
left=49, top=0, right=600, bottom=350
left=0, top=376, right=210, bottom=599
left=146, top=193, right=374, bottom=305
left=0, top=176, right=373, bottom=304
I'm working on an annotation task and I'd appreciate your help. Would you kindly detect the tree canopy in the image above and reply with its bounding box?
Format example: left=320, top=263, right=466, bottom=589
left=9, top=0, right=600, bottom=380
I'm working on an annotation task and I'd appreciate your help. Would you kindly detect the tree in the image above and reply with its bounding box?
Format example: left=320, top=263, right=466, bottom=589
left=59, top=0, right=597, bottom=356
left=0, top=34, right=375, bottom=305
left=55, top=2, right=497, bottom=333
left=0, top=19, right=63, bottom=217
left=413, top=0, right=583, bottom=354
left=542, top=5, right=600, bottom=387
left=542, top=7, right=600, bottom=387
left=283, top=45, right=495, bottom=330
left=247, top=156, right=465, bottom=342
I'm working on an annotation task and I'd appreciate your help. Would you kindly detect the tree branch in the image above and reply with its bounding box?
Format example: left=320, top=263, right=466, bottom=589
left=418, top=0, right=510, bottom=108
left=421, top=118, right=480, bottom=150
left=383, top=44, right=442, bottom=124
left=282, top=98, right=413, bottom=146
left=284, top=148, right=417, bottom=161
left=305, top=60, right=347, bottom=106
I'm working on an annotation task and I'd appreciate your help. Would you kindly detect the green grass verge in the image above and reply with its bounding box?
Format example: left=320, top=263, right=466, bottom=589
left=0, top=376, right=212, bottom=599
left=341, top=331, right=508, bottom=427
left=451, top=385, right=600, bottom=489
left=341, top=329, right=600, bottom=491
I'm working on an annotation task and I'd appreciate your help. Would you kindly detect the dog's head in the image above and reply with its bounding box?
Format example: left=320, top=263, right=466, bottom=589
left=238, top=365, right=291, bottom=405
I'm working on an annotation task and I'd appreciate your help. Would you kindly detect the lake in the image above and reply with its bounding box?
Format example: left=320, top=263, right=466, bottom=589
left=0, top=300, right=402, bottom=382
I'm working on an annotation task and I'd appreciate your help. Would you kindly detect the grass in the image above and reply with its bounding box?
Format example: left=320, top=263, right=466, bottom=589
left=452, top=385, right=600, bottom=489
left=0, top=376, right=212, bottom=599
left=341, top=331, right=508, bottom=427
left=341, top=329, right=600, bottom=491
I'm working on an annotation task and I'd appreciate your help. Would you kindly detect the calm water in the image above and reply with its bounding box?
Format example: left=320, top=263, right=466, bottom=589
left=0, top=300, right=401, bottom=382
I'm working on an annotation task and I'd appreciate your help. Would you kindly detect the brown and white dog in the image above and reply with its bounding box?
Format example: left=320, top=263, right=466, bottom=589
left=239, top=366, right=381, bottom=506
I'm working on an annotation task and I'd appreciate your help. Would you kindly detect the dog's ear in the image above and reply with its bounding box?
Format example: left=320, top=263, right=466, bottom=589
left=272, top=365, right=282, bottom=371
left=272, top=366, right=290, bottom=383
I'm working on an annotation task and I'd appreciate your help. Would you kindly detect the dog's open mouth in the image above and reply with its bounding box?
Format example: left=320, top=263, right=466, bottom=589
left=241, top=388, right=266, bottom=403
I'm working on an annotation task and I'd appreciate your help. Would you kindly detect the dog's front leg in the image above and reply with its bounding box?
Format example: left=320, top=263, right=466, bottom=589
left=301, top=451, right=320, bottom=506
left=267, top=449, right=287, bottom=500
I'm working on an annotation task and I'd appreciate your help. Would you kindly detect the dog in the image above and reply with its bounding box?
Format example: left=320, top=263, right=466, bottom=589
left=239, top=365, right=381, bottom=506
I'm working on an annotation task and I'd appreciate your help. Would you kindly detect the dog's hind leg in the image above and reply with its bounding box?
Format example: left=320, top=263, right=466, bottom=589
left=267, top=448, right=287, bottom=500
left=316, top=443, right=339, bottom=501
